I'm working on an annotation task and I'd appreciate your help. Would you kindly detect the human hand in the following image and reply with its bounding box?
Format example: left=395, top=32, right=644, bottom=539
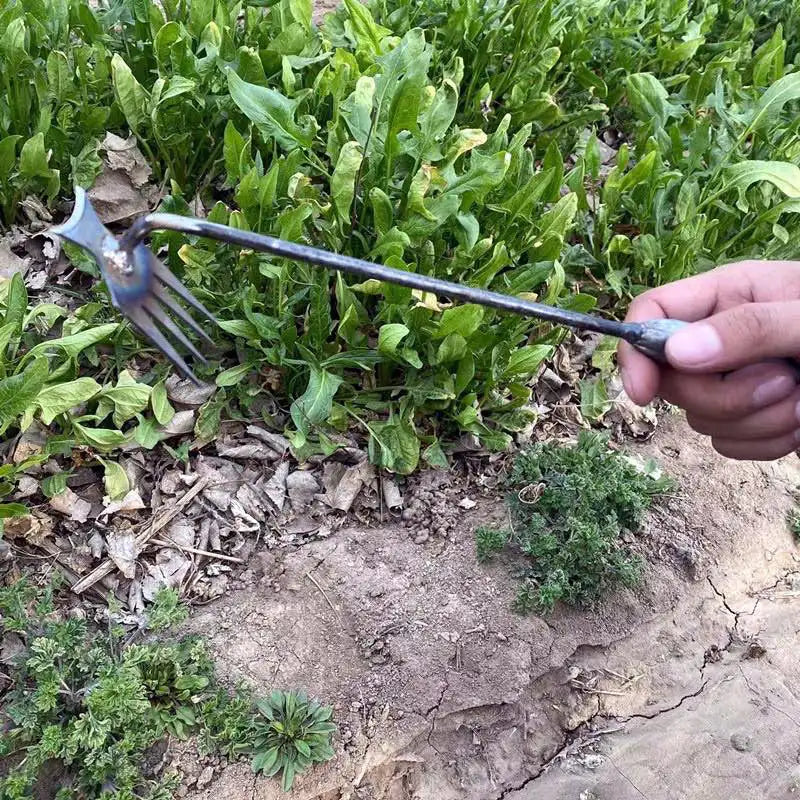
left=617, top=260, right=800, bottom=460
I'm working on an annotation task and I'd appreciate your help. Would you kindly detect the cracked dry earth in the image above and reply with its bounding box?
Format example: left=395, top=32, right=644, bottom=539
left=179, top=415, right=800, bottom=800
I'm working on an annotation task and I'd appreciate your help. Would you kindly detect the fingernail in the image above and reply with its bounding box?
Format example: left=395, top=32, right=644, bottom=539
left=752, top=375, right=796, bottom=408
left=665, top=323, right=723, bottom=367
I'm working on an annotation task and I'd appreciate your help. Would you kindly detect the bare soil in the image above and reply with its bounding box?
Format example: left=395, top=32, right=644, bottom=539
left=173, top=415, right=800, bottom=799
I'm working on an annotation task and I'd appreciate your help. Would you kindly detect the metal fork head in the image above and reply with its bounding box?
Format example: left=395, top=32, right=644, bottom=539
left=50, top=187, right=217, bottom=384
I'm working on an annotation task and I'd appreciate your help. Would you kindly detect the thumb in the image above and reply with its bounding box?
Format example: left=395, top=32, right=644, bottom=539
left=665, top=301, right=800, bottom=372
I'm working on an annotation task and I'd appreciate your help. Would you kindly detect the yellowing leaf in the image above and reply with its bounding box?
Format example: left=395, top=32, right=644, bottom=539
left=331, top=141, right=363, bottom=223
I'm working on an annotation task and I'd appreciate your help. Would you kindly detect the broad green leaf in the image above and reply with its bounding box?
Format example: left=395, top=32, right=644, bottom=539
left=407, top=166, right=436, bottom=220
left=27, top=323, right=118, bottom=361
left=747, top=73, right=800, bottom=133
left=111, top=54, right=149, bottom=133
left=423, top=440, right=448, bottom=469
left=290, top=368, right=343, bottom=435
left=19, top=134, right=51, bottom=179
left=156, top=75, right=197, bottom=106
left=188, top=0, right=214, bottom=36
left=443, top=152, right=511, bottom=199
left=218, top=319, right=260, bottom=340
left=41, top=472, right=69, bottom=498
left=370, top=187, right=393, bottom=235
left=412, top=79, right=458, bottom=161
left=289, top=0, right=312, bottom=30
left=101, top=371, right=152, bottom=427
left=74, top=424, right=129, bottom=451
left=726, top=160, right=800, bottom=198
left=435, top=305, right=484, bottom=339
left=341, top=76, right=376, bottom=148
left=223, top=121, right=246, bottom=184
left=0, top=136, right=21, bottom=177
left=377, top=323, right=410, bottom=355
left=342, top=0, right=392, bottom=56
left=500, top=168, right=554, bottom=219
left=135, top=416, right=162, bottom=449
left=46, top=51, right=71, bottom=104
left=580, top=378, right=610, bottom=421
left=151, top=379, right=174, bottom=425
left=36, top=377, right=101, bottom=425
left=0, top=358, right=48, bottom=435
left=626, top=73, right=681, bottom=127
left=331, top=142, right=363, bottom=223
left=216, top=363, right=254, bottom=386
left=100, top=459, right=130, bottom=500
left=227, top=70, right=314, bottom=150
left=3, top=272, right=27, bottom=343
left=369, top=414, right=420, bottom=475
left=504, top=345, right=553, bottom=378
left=443, top=129, right=487, bottom=165
left=0, top=503, right=29, bottom=519
left=70, top=140, right=102, bottom=189
left=537, top=193, right=578, bottom=241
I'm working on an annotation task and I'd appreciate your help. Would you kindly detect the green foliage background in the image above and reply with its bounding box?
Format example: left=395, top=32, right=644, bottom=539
left=2, top=0, right=800, bottom=480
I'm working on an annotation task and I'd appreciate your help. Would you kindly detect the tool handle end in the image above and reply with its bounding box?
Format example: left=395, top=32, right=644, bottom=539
left=627, top=318, right=689, bottom=362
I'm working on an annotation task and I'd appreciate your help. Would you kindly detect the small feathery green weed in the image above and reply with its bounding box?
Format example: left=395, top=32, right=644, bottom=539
left=477, top=431, right=671, bottom=613
left=0, top=581, right=335, bottom=798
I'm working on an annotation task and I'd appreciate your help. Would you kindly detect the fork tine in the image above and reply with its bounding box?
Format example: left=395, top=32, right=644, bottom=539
left=145, top=248, right=217, bottom=321
left=124, top=304, right=201, bottom=384
left=151, top=281, right=216, bottom=346
left=142, top=296, right=208, bottom=365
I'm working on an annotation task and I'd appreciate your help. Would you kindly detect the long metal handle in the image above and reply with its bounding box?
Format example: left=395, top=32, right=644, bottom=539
left=121, top=213, right=683, bottom=362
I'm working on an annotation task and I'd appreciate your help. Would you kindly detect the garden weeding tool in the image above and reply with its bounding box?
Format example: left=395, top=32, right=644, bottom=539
left=51, top=187, right=688, bottom=384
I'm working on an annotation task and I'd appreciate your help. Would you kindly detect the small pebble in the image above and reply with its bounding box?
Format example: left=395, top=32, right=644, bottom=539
left=730, top=733, right=752, bottom=752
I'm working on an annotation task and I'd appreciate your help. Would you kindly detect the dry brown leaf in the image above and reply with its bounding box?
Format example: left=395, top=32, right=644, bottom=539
left=106, top=530, right=142, bottom=579
left=286, top=470, right=319, bottom=510
left=49, top=488, right=92, bottom=523
left=606, top=375, right=657, bottom=439
left=160, top=409, right=195, bottom=437
left=100, top=489, right=146, bottom=518
left=382, top=478, right=403, bottom=510
left=100, top=133, right=153, bottom=186
left=3, top=514, right=52, bottom=546
left=196, top=457, right=243, bottom=511
left=166, top=376, right=216, bottom=406
left=264, top=462, right=290, bottom=512
left=245, top=426, right=290, bottom=457
left=13, top=424, right=47, bottom=463
left=141, top=549, right=192, bottom=600
left=216, top=439, right=279, bottom=461
left=321, top=460, right=375, bottom=512
left=0, top=238, right=28, bottom=280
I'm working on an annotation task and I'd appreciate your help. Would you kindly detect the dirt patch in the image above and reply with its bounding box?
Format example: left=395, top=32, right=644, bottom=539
left=173, top=415, right=800, bottom=799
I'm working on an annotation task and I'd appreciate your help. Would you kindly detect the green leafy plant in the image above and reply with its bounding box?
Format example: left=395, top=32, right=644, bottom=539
left=0, top=579, right=335, bottom=798
left=251, top=690, right=336, bottom=791
left=477, top=431, right=671, bottom=613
